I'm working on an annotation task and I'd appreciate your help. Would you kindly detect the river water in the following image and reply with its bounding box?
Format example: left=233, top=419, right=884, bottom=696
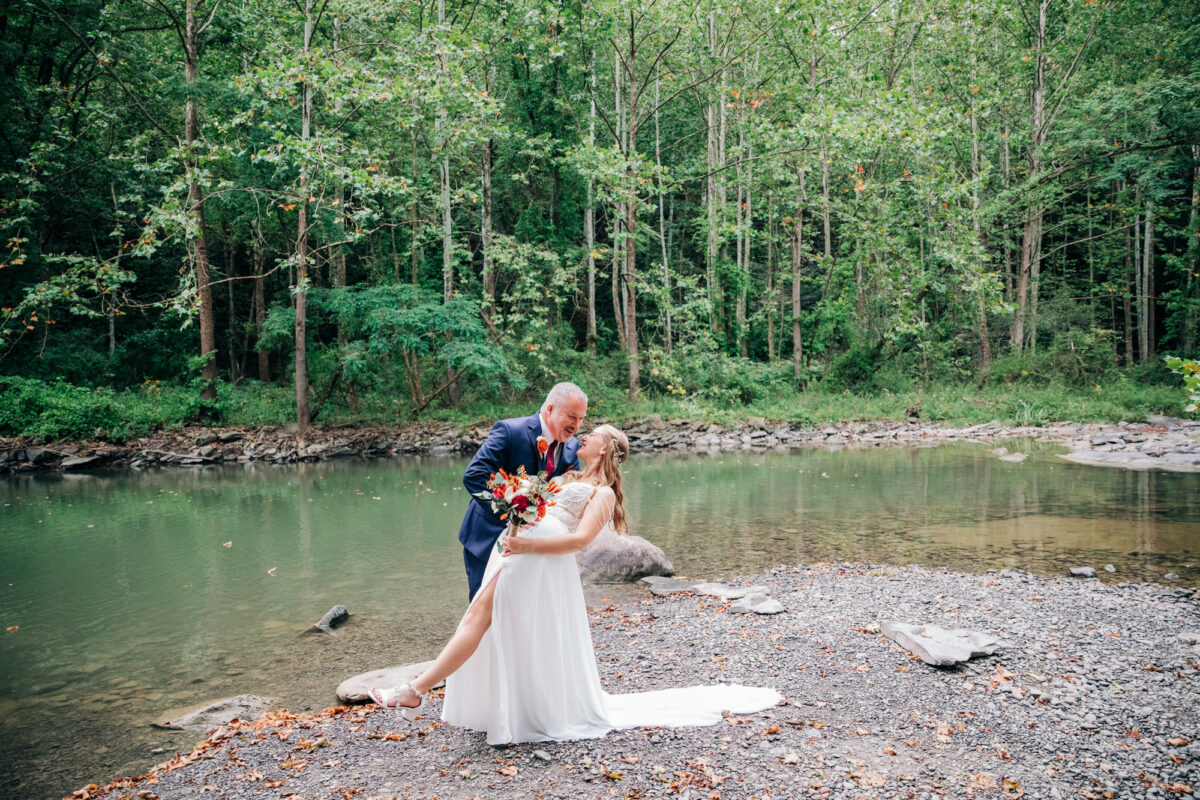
left=1, top=441, right=1198, bottom=798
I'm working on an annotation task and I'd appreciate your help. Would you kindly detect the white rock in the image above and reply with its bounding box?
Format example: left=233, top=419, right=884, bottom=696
left=998, top=452, right=1027, bottom=463
left=729, top=593, right=785, bottom=615
left=881, top=622, right=1000, bottom=666
left=336, top=661, right=441, bottom=703
left=693, top=582, right=770, bottom=600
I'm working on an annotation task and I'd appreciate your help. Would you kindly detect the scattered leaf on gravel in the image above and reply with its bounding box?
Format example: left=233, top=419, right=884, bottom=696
left=852, top=770, right=886, bottom=787
left=1002, top=777, right=1025, bottom=797
left=497, top=766, right=518, bottom=777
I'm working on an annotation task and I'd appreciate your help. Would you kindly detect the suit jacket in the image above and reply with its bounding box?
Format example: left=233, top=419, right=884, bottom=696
left=458, top=414, right=581, bottom=560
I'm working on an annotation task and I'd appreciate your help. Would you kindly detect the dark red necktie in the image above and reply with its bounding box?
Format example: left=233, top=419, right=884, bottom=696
left=545, top=441, right=557, bottom=474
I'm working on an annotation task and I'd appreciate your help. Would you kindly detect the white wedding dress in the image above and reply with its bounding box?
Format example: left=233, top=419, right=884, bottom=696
left=442, top=482, right=780, bottom=744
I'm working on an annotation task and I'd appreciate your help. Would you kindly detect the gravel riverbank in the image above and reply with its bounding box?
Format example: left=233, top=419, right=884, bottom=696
left=6, top=414, right=1200, bottom=473
left=72, top=562, right=1200, bottom=800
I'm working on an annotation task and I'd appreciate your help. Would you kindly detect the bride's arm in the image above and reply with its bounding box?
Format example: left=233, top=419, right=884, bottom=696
left=503, top=487, right=616, bottom=556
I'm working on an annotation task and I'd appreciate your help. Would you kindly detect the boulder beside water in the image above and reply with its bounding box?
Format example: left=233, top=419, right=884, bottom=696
left=336, top=661, right=440, bottom=704
left=577, top=527, right=673, bottom=582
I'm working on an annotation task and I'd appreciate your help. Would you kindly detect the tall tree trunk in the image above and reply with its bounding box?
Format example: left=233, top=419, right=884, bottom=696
left=655, top=71, right=670, bottom=355
left=410, top=124, right=421, bottom=286
left=792, top=170, right=806, bottom=382
left=704, top=11, right=725, bottom=339
left=253, top=238, right=268, bottom=382
left=821, top=144, right=831, bottom=264
left=1002, top=124, right=1012, bottom=302
left=611, top=49, right=627, bottom=352
left=1188, top=145, right=1200, bottom=355
left=585, top=49, right=597, bottom=354
left=735, top=131, right=746, bottom=357
left=970, top=60, right=991, bottom=377
left=225, top=239, right=238, bottom=382
left=293, top=0, right=314, bottom=438
left=107, top=183, right=120, bottom=361
left=1134, top=187, right=1145, bottom=363
left=766, top=201, right=775, bottom=361
left=1012, top=0, right=1048, bottom=353
left=1142, top=198, right=1155, bottom=362
left=436, top=0, right=458, bottom=405
left=184, top=0, right=217, bottom=404
left=481, top=135, right=496, bottom=334
left=622, top=19, right=640, bottom=401
left=1124, top=213, right=1135, bottom=366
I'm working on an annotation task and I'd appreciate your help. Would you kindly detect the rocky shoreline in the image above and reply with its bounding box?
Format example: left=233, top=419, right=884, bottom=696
left=4, top=414, right=1199, bottom=474
left=67, top=562, right=1199, bottom=800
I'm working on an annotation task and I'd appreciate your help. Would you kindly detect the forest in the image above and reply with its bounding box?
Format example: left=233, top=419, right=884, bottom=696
left=1, top=0, right=1198, bottom=439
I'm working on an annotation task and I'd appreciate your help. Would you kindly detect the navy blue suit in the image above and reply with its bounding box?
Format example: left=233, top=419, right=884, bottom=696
left=459, top=414, right=580, bottom=600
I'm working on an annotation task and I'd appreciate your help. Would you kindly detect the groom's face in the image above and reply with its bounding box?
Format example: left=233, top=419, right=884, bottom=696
left=545, top=396, right=587, bottom=442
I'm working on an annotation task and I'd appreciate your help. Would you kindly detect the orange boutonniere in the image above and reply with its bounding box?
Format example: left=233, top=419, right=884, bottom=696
left=536, top=435, right=549, bottom=456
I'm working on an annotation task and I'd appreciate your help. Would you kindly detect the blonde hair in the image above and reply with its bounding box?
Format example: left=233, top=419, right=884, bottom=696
left=561, top=424, right=629, bottom=534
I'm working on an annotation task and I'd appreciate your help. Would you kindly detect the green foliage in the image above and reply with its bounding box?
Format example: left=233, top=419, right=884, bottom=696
left=1163, top=355, right=1200, bottom=415
left=0, top=0, right=1194, bottom=436
left=988, top=328, right=1120, bottom=388
left=0, top=376, right=158, bottom=441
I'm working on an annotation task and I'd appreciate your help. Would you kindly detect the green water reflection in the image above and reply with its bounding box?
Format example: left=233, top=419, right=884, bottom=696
left=0, top=442, right=1197, bottom=799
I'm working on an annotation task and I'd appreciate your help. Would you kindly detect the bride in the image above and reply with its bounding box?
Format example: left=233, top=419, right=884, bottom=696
left=370, top=424, right=779, bottom=744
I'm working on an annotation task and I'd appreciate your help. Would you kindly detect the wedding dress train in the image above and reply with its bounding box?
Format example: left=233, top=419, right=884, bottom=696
left=442, top=482, right=780, bottom=745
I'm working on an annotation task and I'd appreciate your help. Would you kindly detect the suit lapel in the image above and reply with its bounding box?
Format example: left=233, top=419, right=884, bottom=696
left=525, top=415, right=544, bottom=472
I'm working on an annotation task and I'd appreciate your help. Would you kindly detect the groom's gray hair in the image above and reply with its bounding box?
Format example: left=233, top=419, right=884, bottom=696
left=542, top=381, right=588, bottom=411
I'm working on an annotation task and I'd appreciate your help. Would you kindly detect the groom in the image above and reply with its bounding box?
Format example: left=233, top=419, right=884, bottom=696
left=458, top=382, right=587, bottom=600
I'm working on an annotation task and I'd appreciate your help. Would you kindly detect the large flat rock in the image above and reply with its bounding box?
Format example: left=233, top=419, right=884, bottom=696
left=154, top=694, right=272, bottom=730
left=881, top=622, right=1000, bottom=667
left=336, top=661, right=440, bottom=703
left=640, top=575, right=699, bottom=596
left=1059, top=450, right=1200, bottom=473
left=692, top=582, right=770, bottom=601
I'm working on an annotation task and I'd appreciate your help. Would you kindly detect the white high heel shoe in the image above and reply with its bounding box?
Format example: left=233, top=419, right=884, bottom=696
left=368, top=681, right=424, bottom=721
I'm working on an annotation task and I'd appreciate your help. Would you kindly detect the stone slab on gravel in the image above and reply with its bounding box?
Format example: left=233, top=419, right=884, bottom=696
left=691, top=582, right=769, bottom=600
left=336, top=661, right=439, bottom=703
left=640, top=575, right=698, bottom=595
left=728, top=592, right=785, bottom=614
left=153, top=694, right=272, bottom=731
left=881, top=621, right=1000, bottom=666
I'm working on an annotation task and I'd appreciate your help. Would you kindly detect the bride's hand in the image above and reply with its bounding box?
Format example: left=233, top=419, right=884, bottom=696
left=501, top=534, right=534, bottom=557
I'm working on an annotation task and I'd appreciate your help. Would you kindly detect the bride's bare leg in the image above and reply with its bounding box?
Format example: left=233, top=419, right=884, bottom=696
left=393, top=571, right=500, bottom=708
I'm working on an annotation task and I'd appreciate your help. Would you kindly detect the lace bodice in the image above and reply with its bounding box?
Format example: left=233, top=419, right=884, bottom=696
left=546, top=481, right=597, bottom=533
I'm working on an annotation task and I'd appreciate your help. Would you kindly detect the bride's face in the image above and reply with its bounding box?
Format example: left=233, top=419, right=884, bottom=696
left=577, top=431, right=607, bottom=463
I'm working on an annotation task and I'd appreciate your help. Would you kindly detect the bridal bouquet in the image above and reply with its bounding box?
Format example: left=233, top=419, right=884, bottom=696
left=475, top=467, right=560, bottom=552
